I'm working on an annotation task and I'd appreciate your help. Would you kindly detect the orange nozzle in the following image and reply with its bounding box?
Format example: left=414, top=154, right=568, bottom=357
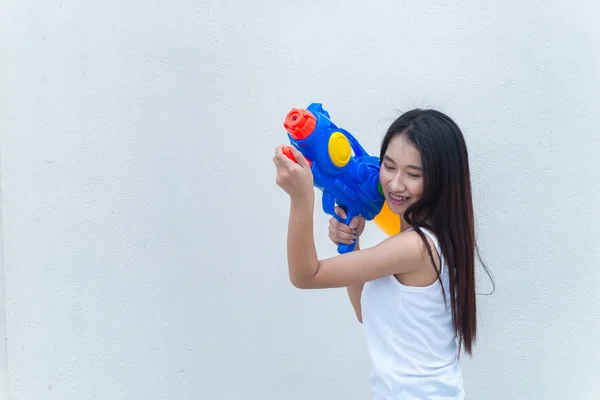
left=283, top=108, right=316, bottom=140
left=282, top=145, right=312, bottom=167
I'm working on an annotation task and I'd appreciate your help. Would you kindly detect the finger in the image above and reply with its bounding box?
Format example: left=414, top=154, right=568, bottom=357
left=330, top=230, right=355, bottom=245
left=274, top=144, right=284, bottom=158
left=289, top=146, right=310, bottom=169
left=329, top=231, right=354, bottom=245
left=334, top=223, right=354, bottom=235
left=349, top=216, right=362, bottom=230
left=273, top=146, right=285, bottom=166
left=275, top=145, right=292, bottom=164
left=273, top=155, right=287, bottom=172
left=280, top=145, right=294, bottom=163
left=329, top=217, right=353, bottom=234
left=330, top=224, right=356, bottom=241
left=328, top=232, right=339, bottom=245
left=335, top=226, right=356, bottom=240
left=334, top=206, right=347, bottom=219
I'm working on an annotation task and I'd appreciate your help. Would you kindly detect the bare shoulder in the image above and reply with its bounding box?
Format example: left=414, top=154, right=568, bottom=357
left=381, top=228, right=441, bottom=286
left=371, top=228, right=440, bottom=275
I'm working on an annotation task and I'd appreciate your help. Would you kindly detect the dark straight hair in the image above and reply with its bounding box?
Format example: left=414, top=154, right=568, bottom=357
left=380, top=109, right=492, bottom=356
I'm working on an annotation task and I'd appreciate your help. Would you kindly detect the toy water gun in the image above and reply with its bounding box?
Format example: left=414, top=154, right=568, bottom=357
left=282, top=103, right=399, bottom=253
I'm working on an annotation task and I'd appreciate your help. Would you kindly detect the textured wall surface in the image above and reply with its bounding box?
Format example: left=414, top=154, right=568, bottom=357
left=1, top=1, right=599, bottom=399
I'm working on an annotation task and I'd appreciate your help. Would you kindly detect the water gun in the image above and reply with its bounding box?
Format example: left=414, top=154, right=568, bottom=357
left=282, top=103, right=399, bottom=253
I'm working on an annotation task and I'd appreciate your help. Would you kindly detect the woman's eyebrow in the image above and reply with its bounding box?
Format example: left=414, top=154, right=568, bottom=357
left=383, top=155, right=422, bottom=170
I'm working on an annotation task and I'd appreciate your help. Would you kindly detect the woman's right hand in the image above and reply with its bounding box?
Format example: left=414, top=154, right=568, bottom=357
left=328, top=206, right=366, bottom=247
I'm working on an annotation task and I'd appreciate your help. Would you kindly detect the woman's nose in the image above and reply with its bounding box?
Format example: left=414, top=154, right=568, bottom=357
left=388, top=179, right=405, bottom=192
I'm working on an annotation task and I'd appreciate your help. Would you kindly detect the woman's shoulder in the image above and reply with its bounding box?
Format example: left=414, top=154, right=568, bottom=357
left=388, top=227, right=443, bottom=284
left=410, top=227, right=440, bottom=248
left=399, top=226, right=439, bottom=246
left=377, top=227, right=439, bottom=265
left=397, top=227, right=442, bottom=265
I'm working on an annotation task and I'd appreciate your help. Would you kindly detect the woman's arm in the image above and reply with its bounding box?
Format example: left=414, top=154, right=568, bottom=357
left=346, top=239, right=364, bottom=323
left=286, top=196, right=426, bottom=289
left=347, top=283, right=364, bottom=323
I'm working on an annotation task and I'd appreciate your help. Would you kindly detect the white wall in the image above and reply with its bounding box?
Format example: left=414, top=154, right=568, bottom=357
left=0, top=192, right=7, bottom=400
left=1, top=1, right=599, bottom=399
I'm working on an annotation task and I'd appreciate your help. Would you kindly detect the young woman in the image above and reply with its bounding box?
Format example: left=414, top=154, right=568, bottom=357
left=273, top=108, right=488, bottom=399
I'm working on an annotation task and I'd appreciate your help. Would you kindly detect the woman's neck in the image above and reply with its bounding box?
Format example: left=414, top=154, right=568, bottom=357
left=399, top=215, right=411, bottom=233
left=398, top=215, right=434, bottom=233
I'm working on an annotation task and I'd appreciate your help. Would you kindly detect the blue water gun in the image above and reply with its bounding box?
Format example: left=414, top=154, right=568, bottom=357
left=282, top=103, right=385, bottom=254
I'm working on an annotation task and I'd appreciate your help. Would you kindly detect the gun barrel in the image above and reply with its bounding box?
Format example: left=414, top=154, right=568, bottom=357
left=283, top=108, right=316, bottom=140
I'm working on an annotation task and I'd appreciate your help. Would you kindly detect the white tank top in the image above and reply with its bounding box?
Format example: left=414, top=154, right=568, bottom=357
left=361, top=228, right=465, bottom=399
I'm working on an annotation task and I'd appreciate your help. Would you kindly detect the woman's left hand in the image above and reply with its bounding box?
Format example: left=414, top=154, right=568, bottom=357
left=273, top=145, right=314, bottom=200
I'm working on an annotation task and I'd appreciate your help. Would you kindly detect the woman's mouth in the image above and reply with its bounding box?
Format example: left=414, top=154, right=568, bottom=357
left=388, top=193, right=408, bottom=205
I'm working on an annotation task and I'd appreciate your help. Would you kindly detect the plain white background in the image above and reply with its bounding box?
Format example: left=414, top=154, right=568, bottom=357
left=1, top=1, right=599, bottom=399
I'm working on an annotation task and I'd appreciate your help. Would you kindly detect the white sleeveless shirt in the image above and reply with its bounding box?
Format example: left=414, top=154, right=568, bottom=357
left=361, top=228, right=465, bottom=399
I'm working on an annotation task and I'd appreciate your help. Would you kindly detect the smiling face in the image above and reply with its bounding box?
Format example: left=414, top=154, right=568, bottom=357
left=379, top=134, right=424, bottom=217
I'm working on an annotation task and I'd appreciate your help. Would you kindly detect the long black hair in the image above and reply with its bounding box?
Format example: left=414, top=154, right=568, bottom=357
left=380, top=109, right=492, bottom=355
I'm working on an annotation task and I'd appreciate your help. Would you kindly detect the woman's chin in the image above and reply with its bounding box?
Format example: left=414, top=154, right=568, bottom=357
left=387, top=199, right=408, bottom=214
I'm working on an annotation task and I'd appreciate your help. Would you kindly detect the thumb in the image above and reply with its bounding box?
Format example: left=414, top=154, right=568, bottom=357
left=349, top=217, right=359, bottom=229
left=334, top=206, right=347, bottom=219
left=289, top=146, right=311, bottom=169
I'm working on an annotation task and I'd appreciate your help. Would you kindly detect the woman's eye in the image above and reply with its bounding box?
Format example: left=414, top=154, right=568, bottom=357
left=384, top=164, right=395, bottom=171
left=408, top=173, right=421, bottom=178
